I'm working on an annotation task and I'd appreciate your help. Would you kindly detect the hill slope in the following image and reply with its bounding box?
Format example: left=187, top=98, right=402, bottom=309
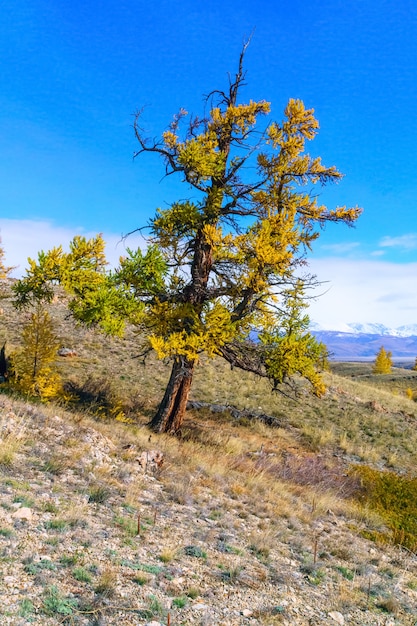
left=1, top=293, right=417, bottom=624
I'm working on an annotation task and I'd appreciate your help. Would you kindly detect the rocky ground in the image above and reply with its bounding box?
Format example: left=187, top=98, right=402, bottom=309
left=1, top=393, right=417, bottom=626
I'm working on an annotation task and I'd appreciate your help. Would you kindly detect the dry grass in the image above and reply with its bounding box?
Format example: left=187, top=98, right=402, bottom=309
left=2, top=291, right=417, bottom=623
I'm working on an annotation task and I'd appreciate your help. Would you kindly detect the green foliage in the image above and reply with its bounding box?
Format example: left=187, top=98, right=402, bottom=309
left=260, top=283, right=328, bottom=396
left=42, top=585, right=78, bottom=616
left=18, top=598, right=34, bottom=619
left=72, top=566, right=92, bottom=583
left=373, top=346, right=392, bottom=374
left=9, top=304, right=64, bottom=401
left=351, top=465, right=417, bottom=550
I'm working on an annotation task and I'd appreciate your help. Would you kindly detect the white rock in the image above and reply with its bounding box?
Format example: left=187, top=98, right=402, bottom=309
left=242, top=608, right=253, bottom=617
left=328, top=611, right=345, bottom=625
left=11, top=507, right=32, bottom=521
left=193, top=603, right=209, bottom=610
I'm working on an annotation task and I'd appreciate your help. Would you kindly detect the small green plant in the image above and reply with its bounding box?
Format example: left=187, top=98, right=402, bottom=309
left=13, top=494, right=34, bottom=508
left=88, top=485, right=110, bottom=503
left=0, top=527, right=13, bottom=537
left=60, top=554, right=81, bottom=567
left=147, top=594, right=166, bottom=618
left=218, top=563, right=243, bottom=582
left=42, top=501, right=59, bottom=514
left=42, top=456, right=66, bottom=475
left=172, top=596, right=188, bottom=608
left=336, top=565, right=355, bottom=581
left=24, top=558, right=57, bottom=575
left=18, top=598, right=34, bottom=619
left=45, top=519, right=68, bottom=532
left=114, top=514, right=138, bottom=536
left=300, top=563, right=325, bottom=586
left=186, top=586, right=200, bottom=599
left=72, top=567, right=92, bottom=583
left=184, top=545, right=207, bottom=559
left=42, top=585, right=78, bottom=616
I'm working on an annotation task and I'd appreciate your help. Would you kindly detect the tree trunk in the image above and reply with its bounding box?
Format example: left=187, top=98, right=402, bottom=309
left=150, top=357, right=195, bottom=434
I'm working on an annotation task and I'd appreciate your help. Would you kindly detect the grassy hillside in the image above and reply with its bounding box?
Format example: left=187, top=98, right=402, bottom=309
left=1, top=291, right=417, bottom=624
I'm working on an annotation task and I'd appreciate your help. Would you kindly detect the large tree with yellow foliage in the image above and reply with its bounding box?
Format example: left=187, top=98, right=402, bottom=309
left=13, top=45, right=361, bottom=433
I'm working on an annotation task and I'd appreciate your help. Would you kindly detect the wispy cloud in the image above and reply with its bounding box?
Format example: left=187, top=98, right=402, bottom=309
left=0, top=219, right=145, bottom=275
left=319, top=242, right=360, bottom=254
left=379, top=233, right=417, bottom=250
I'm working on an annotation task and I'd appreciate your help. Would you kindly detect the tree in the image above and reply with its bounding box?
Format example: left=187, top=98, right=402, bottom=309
left=9, top=304, right=64, bottom=401
left=412, top=357, right=417, bottom=372
left=373, top=346, right=392, bottom=374
left=13, top=44, right=361, bottom=433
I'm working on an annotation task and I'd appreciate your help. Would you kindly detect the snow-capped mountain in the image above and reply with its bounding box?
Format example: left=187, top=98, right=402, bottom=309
left=310, top=322, right=417, bottom=338
left=309, top=322, right=417, bottom=359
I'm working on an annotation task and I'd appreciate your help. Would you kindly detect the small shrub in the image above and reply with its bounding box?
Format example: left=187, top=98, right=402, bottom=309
left=45, top=519, right=68, bottom=532
left=72, top=567, right=92, bottom=583
left=13, top=494, right=34, bottom=508
left=95, top=567, right=117, bottom=597
left=42, top=456, right=66, bottom=475
left=375, top=595, right=400, bottom=614
left=88, top=485, right=110, bottom=503
left=132, top=573, right=149, bottom=586
left=60, top=554, right=81, bottom=567
left=42, top=585, right=78, bottom=616
left=9, top=305, right=65, bottom=402
left=147, top=594, right=166, bottom=618
left=350, top=465, right=417, bottom=550
left=18, top=598, right=34, bottom=618
left=24, top=558, right=57, bottom=575
left=0, top=432, right=25, bottom=466
left=158, top=548, right=176, bottom=563
left=184, top=545, right=207, bottom=559
left=114, top=514, right=138, bottom=536
left=172, top=596, right=188, bottom=608
left=336, top=566, right=355, bottom=581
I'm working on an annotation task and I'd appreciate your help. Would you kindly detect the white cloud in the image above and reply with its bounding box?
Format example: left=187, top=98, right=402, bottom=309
left=307, top=257, right=417, bottom=329
left=0, top=219, right=146, bottom=275
left=2, top=219, right=417, bottom=330
left=379, top=233, right=417, bottom=250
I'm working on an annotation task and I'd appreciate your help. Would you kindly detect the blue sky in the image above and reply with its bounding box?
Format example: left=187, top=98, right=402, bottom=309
left=1, top=0, right=417, bottom=329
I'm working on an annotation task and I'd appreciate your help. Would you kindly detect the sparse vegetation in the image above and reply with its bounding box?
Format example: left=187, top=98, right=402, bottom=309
left=0, top=292, right=417, bottom=623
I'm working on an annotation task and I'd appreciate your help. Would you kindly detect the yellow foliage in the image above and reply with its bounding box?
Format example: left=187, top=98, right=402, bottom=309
left=373, top=346, right=392, bottom=374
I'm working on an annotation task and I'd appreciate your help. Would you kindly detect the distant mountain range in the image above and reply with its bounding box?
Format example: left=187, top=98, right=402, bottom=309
left=310, top=323, right=417, bottom=360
